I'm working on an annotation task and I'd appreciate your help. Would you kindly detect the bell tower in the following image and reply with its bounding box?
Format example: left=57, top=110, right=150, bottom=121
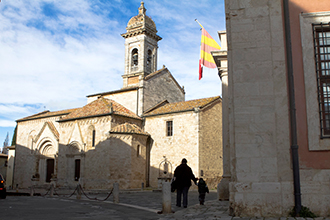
left=121, top=2, right=162, bottom=88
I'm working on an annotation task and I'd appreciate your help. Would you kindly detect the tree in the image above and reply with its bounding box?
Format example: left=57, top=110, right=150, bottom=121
left=11, top=125, right=17, bottom=146
left=2, top=132, right=9, bottom=154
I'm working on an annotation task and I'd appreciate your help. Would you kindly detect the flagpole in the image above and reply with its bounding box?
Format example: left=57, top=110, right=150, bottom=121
left=194, top=19, right=203, bottom=29
left=196, top=19, right=204, bottom=80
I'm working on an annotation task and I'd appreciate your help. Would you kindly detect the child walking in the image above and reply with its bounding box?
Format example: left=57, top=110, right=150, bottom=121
left=197, top=178, right=209, bottom=205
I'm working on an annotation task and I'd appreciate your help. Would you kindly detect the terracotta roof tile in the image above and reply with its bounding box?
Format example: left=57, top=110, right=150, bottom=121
left=144, top=96, right=221, bottom=116
left=110, top=123, right=149, bottom=136
left=60, top=97, right=141, bottom=121
left=17, top=108, right=79, bottom=122
left=143, top=100, right=169, bottom=114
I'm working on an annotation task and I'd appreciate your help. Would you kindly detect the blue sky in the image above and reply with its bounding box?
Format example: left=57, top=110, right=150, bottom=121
left=0, top=0, right=226, bottom=147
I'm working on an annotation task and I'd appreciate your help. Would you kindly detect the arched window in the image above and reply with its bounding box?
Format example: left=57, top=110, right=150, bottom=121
left=92, top=129, right=96, bottom=147
left=137, top=145, right=140, bottom=157
left=28, top=130, right=36, bottom=153
left=28, top=136, right=34, bottom=151
left=147, top=49, right=152, bottom=72
left=132, top=48, right=138, bottom=66
left=87, top=125, right=96, bottom=148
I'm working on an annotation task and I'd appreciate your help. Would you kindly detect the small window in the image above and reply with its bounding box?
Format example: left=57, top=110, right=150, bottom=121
left=166, top=121, right=173, bottom=136
left=313, top=23, right=330, bottom=136
left=92, top=130, right=95, bottom=147
left=75, top=159, right=80, bottom=181
left=137, top=145, right=140, bottom=157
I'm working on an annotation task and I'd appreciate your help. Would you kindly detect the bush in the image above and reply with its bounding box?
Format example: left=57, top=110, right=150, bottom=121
left=289, top=206, right=317, bottom=218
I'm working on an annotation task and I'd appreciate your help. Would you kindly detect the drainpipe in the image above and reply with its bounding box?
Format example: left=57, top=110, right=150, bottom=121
left=136, top=87, right=139, bottom=115
left=283, top=0, right=301, bottom=215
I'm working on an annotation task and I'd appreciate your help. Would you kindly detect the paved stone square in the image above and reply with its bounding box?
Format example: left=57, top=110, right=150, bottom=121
left=2, top=190, right=325, bottom=220
left=0, top=190, right=220, bottom=220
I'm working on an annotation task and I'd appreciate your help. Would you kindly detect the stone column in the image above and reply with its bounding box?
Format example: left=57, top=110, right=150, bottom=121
left=218, top=69, right=230, bottom=200
left=76, top=184, right=81, bottom=200
left=50, top=182, right=54, bottom=198
left=211, top=33, right=230, bottom=200
left=113, top=182, right=119, bottom=203
left=161, top=182, right=172, bottom=214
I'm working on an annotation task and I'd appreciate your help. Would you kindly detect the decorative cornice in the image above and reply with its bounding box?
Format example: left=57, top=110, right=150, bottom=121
left=121, top=29, right=162, bottom=41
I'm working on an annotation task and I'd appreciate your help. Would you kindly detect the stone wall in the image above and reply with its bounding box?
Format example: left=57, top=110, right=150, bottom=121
left=15, top=113, right=145, bottom=190
left=0, top=155, right=7, bottom=181
left=57, top=115, right=143, bottom=189
left=6, top=147, right=15, bottom=189
left=145, top=110, right=202, bottom=188
left=129, top=134, right=148, bottom=188
left=15, top=117, right=61, bottom=188
left=199, top=99, right=222, bottom=189
left=225, top=0, right=293, bottom=216
left=143, top=69, right=185, bottom=112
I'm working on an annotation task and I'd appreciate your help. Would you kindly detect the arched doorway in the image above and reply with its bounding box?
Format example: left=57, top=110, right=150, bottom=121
left=38, top=140, right=57, bottom=184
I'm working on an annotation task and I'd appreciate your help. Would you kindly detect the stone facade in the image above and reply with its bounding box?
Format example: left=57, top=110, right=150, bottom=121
left=144, top=97, right=222, bottom=189
left=199, top=99, right=222, bottom=188
left=0, top=153, right=7, bottom=181
left=6, top=146, right=15, bottom=189
left=224, top=0, right=330, bottom=217
left=143, top=68, right=185, bottom=112
left=225, top=0, right=293, bottom=216
left=12, top=2, right=223, bottom=192
left=14, top=99, right=148, bottom=190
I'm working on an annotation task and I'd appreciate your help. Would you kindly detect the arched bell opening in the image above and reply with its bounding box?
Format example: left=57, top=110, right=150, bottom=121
left=146, top=49, right=152, bottom=73
left=131, top=48, right=139, bottom=72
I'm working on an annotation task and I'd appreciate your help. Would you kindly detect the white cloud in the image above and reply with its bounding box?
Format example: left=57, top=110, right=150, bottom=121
left=0, top=120, right=16, bottom=127
left=0, top=0, right=226, bottom=142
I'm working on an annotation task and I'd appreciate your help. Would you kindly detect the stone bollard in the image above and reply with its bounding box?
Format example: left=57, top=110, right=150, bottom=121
left=76, top=184, right=81, bottom=200
left=141, top=182, right=144, bottom=191
left=29, top=185, right=34, bottom=197
left=113, top=182, right=119, bottom=203
left=162, top=182, right=172, bottom=214
left=50, top=183, right=54, bottom=198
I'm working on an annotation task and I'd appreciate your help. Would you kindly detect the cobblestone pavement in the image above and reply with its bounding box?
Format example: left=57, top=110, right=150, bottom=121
left=4, top=188, right=330, bottom=220
left=2, top=189, right=221, bottom=219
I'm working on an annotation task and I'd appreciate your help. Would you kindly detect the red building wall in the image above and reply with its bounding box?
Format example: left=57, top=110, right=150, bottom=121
left=289, top=0, right=330, bottom=168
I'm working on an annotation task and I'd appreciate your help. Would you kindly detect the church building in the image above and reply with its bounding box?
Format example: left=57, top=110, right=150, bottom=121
left=12, top=2, right=222, bottom=190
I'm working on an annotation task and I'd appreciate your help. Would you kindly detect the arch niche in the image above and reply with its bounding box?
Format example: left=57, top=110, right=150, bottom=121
left=37, top=139, right=57, bottom=183
left=66, top=142, right=84, bottom=186
left=27, top=130, right=36, bottom=153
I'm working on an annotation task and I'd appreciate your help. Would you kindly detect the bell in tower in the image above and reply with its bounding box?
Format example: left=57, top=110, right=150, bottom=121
left=121, top=2, right=162, bottom=88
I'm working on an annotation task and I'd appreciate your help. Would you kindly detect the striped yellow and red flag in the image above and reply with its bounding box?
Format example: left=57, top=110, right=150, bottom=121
left=198, top=22, right=221, bottom=80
